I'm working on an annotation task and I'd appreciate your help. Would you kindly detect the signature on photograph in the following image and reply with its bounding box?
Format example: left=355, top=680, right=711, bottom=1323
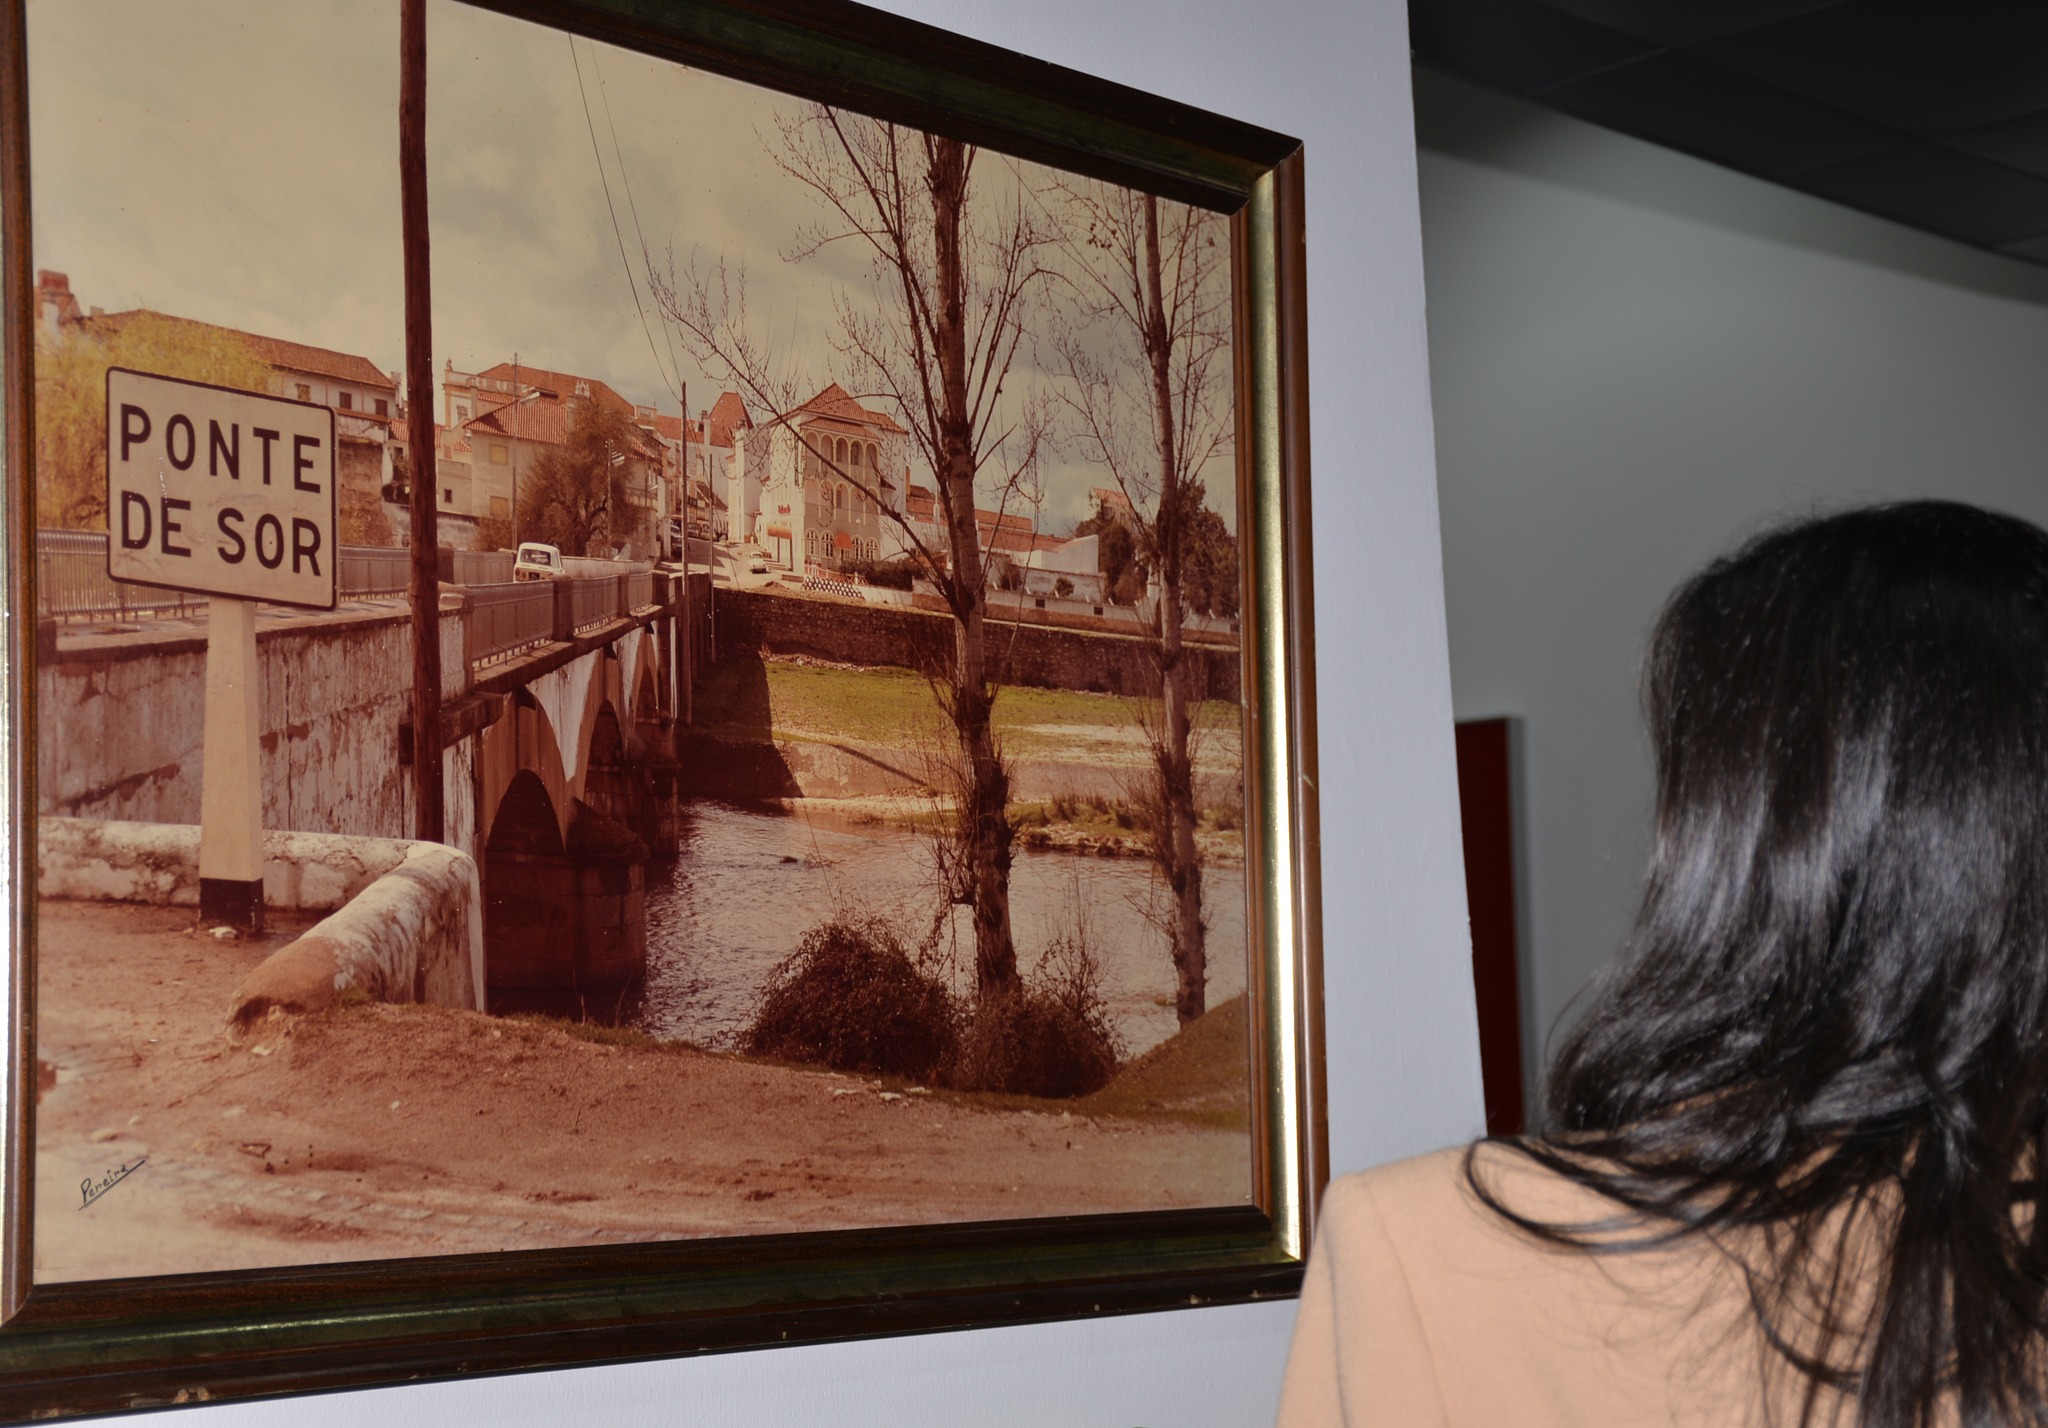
left=79, top=1157, right=147, bottom=1211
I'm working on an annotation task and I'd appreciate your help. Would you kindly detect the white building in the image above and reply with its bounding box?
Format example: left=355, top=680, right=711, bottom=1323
left=744, top=383, right=911, bottom=569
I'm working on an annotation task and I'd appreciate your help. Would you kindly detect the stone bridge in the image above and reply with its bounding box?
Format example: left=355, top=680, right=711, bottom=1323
left=37, top=564, right=713, bottom=1018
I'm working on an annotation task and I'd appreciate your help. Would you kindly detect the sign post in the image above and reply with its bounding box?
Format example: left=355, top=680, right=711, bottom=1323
left=197, top=597, right=264, bottom=929
left=105, top=368, right=337, bottom=930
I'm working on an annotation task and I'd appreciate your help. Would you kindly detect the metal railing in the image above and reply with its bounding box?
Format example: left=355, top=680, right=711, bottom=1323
left=37, top=530, right=424, bottom=619
left=37, top=533, right=670, bottom=645
left=570, top=575, right=620, bottom=633
left=36, top=529, right=204, bottom=620
left=465, top=581, right=555, bottom=667
left=447, top=549, right=514, bottom=585
left=336, top=545, right=409, bottom=597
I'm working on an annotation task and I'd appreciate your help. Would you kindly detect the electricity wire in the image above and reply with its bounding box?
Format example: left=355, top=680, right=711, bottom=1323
left=568, top=35, right=682, bottom=411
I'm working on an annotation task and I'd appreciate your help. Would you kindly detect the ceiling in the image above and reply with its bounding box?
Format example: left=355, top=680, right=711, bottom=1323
left=1409, top=0, right=2048, bottom=265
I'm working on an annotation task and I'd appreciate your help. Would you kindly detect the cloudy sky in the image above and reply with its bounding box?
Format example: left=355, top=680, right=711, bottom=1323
left=26, top=0, right=1232, bottom=533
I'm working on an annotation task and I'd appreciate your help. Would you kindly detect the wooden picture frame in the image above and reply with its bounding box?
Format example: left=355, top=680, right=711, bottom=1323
left=0, top=0, right=1323, bottom=1417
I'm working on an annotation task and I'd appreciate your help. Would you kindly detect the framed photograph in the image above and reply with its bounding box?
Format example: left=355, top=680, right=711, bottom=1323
left=0, top=0, right=1322, bottom=1415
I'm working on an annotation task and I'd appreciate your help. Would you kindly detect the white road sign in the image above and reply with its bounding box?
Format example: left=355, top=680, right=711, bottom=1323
left=105, top=368, right=338, bottom=609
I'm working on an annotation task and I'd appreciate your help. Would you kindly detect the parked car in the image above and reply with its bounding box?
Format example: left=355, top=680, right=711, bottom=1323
left=513, top=542, right=563, bottom=581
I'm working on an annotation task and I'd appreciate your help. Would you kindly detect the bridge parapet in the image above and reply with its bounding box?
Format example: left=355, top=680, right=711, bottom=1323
left=462, top=581, right=555, bottom=669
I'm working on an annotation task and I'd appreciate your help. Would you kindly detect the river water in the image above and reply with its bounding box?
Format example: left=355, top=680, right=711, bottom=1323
left=634, top=800, right=1246, bottom=1058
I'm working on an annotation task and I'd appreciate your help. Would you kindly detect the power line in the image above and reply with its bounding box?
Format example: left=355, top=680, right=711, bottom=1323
left=588, top=42, right=689, bottom=415
left=568, top=35, right=681, bottom=411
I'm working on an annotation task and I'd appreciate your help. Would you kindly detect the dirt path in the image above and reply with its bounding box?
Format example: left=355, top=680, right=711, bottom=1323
left=36, top=900, right=1250, bottom=1283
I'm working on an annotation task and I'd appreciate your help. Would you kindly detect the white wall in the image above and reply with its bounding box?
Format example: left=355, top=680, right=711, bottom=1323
left=1420, top=69, right=2048, bottom=1114
left=53, top=6, right=1482, bottom=1424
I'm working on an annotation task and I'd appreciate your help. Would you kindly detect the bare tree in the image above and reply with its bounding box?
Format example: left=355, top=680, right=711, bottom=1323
left=36, top=313, right=274, bottom=530
left=1048, top=182, right=1234, bottom=1026
left=654, top=108, right=1055, bottom=999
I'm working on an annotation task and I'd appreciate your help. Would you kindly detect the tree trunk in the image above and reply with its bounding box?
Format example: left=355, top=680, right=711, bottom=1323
left=930, top=137, right=1019, bottom=999
left=1141, top=193, right=1206, bottom=1025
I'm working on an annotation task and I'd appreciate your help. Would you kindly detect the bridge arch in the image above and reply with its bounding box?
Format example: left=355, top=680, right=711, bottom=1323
left=477, top=688, right=573, bottom=852
left=631, top=634, right=667, bottom=754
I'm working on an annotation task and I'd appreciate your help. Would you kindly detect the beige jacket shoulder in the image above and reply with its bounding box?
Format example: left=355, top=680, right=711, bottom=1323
left=1274, top=1145, right=1836, bottom=1428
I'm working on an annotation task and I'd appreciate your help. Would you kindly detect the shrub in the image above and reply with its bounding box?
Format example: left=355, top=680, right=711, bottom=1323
left=845, top=555, right=919, bottom=590
left=744, top=916, right=958, bottom=1080
left=950, top=932, right=1122, bottom=1098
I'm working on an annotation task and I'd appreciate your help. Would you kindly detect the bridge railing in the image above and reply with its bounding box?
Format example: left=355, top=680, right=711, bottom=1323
left=36, top=529, right=424, bottom=620
left=35, top=529, right=204, bottom=620
left=622, top=570, right=654, bottom=613
left=570, top=574, right=620, bottom=633
left=465, top=581, right=555, bottom=667
left=445, top=549, right=515, bottom=585
left=336, top=545, right=409, bottom=597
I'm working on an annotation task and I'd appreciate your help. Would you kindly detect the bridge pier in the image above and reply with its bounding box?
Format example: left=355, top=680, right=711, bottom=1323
left=483, top=778, right=648, bottom=1021
left=581, top=703, right=683, bottom=861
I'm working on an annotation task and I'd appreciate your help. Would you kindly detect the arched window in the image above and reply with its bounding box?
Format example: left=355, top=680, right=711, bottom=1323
left=835, top=437, right=848, bottom=466
left=836, top=484, right=848, bottom=510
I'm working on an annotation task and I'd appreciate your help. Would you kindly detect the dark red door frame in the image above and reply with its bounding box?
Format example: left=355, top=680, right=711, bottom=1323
left=1454, top=716, right=1529, bottom=1135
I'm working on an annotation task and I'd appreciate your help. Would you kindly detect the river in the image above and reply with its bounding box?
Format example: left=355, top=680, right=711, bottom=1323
left=634, top=800, right=1247, bottom=1058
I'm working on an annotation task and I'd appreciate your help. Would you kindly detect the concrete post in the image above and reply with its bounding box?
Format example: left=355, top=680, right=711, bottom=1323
left=199, top=596, right=265, bottom=931
left=401, top=0, right=443, bottom=844
left=677, top=572, right=694, bottom=726
left=552, top=577, right=576, bottom=643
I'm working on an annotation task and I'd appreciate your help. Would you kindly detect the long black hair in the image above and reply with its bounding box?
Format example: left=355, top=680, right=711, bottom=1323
left=1472, top=501, right=2048, bottom=1427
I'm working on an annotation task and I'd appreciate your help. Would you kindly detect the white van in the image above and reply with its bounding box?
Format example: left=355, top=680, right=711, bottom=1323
left=513, top=542, right=562, bottom=581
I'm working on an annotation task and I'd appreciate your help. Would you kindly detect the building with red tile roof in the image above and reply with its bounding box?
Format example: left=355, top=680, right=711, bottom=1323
left=437, top=359, right=677, bottom=553
left=473, top=361, right=636, bottom=418
left=792, top=381, right=908, bottom=435
left=656, top=392, right=750, bottom=539
left=39, top=272, right=404, bottom=544
left=746, top=384, right=914, bottom=573
left=78, top=305, right=398, bottom=416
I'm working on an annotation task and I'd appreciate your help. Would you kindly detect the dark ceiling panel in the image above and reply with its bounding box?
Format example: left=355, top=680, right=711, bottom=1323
left=1997, top=232, right=2048, bottom=263
left=1412, top=0, right=2048, bottom=265
left=1694, top=0, right=2048, bottom=135
left=1545, top=51, right=1894, bottom=180
left=1797, top=142, right=2048, bottom=247
left=1534, top=0, right=1846, bottom=48
left=1948, top=111, right=2048, bottom=182
left=1408, top=0, right=1656, bottom=96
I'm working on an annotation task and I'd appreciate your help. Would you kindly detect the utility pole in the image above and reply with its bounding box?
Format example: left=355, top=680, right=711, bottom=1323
left=511, top=350, right=520, bottom=545
left=401, top=0, right=442, bottom=842
left=678, top=380, right=692, bottom=725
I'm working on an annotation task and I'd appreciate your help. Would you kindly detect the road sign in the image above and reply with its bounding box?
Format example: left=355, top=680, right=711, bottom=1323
left=104, top=368, right=337, bottom=610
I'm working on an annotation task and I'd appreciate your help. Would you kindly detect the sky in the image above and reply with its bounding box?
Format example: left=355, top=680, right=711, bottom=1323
left=26, top=0, right=1233, bottom=535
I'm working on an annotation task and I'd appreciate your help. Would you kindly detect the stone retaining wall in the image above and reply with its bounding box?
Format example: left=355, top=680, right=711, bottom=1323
left=37, top=818, right=485, bottom=1020
left=36, top=602, right=465, bottom=837
left=712, top=587, right=1240, bottom=700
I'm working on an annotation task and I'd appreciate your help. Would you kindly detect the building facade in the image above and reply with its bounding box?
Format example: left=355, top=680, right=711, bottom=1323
left=38, top=271, right=402, bottom=546
left=440, top=360, right=667, bottom=556
left=751, top=383, right=911, bottom=571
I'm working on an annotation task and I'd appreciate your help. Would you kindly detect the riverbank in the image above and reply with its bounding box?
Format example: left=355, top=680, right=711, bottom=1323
left=638, top=800, right=1250, bottom=1054
left=685, top=652, right=1245, bottom=861
left=36, top=899, right=1252, bottom=1282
